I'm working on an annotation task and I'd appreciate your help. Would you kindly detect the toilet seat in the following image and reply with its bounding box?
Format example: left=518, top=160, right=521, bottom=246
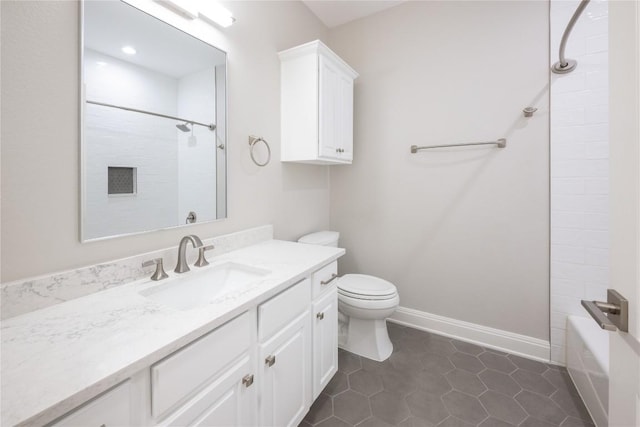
left=338, top=274, right=397, bottom=300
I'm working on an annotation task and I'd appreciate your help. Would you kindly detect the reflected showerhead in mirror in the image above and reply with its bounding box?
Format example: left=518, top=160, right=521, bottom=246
left=176, top=122, right=191, bottom=132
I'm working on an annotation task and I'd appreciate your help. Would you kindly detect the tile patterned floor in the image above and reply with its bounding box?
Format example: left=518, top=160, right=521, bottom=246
left=300, top=323, right=594, bottom=427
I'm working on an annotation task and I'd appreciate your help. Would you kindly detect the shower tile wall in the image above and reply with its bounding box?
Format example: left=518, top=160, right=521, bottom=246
left=550, top=0, right=609, bottom=364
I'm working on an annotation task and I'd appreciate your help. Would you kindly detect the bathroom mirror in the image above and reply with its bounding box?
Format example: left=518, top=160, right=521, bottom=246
left=81, top=0, right=227, bottom=241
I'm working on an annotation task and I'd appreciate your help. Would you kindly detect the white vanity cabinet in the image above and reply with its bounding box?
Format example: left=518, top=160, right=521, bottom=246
left=151, top=311, right=256, bottom=426
left=280, top=40, right=358, bottom=165
left=311, top=261, right=339, bottom=399
left=258, top=279, right=312, bottom=427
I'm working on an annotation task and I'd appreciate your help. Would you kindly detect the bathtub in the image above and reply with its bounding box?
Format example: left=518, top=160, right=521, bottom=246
left=566, top=315, right=609, bottom=427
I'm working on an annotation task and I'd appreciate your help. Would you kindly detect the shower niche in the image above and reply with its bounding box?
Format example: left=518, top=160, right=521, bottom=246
left=81, top=0, right=227, bottom=241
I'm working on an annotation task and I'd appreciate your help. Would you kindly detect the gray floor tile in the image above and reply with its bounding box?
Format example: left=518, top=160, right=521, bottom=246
left=449, top=352, right=485, bottom=374
left=349, top=369, right=384, bottom=397
left=339, top=349, right=363, bottom=374
left=316, top=417, right=353, bottom=427
left=357, top=417, right=396, bottom=427
left=478, top=390, right=527, bottom=425
left=405, top=390, right=450, bottom=425
left=301, top=325, right=593, bottom=427
left=333, top=390, right=371, bottom=425
left=325, top=371, right=349, bottom=396
left=478, top=369, right=522, bottom=397
left=507, top=354, right=548, bottom=374
left=515, top=390, right=568, bottom=425
left=370, top=391, right=410, bottom=425
left=416, top=370, right=452, bottom=396
left=477, top=417, right=515, bottom=427
left=437, top=416, right=475, bottom=427
left=445, top=369, right=487, bottom=396
left=304, top=393, right=333, bottom=425
left=512, top=369, right=557, bottom=396
left=421, top=352, right=455, bottom=374
left=478, top=352, right=517, bottom=374
left=441, top=390, right=488, bottom=424
left=451, top=340, right=485, bottom=356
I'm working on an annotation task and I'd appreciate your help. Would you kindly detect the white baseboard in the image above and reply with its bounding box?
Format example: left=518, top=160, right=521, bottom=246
left=388, top=306, right=551, bottom=363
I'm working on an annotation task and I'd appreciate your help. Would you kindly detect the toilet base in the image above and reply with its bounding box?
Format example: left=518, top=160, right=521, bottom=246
left=339, top=317, right=393, bottom=362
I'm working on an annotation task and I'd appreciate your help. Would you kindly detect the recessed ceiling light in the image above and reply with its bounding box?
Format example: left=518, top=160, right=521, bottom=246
left=121, top=46, right=137, bottom=55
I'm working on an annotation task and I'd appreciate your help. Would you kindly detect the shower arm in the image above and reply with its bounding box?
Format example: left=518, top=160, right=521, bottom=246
left=552, top=0, right=591, bottom=74
left=86, top=100, right=216, bottom=131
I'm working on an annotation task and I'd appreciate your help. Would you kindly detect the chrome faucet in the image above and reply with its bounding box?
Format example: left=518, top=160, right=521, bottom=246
left=175, top=235, right=204, bottom=273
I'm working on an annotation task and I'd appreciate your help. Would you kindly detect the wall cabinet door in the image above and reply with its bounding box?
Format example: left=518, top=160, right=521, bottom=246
left=259, top=310, right=311, bottom=427
left=161, top=357, right=256, bottom=427
left=312, top=287, right=338, bottom=399
left=319, top=56, right=354, bottom=163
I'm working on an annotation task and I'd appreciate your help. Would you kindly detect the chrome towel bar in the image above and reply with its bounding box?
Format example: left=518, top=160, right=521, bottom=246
left=410, top=138, right=506, bottom=153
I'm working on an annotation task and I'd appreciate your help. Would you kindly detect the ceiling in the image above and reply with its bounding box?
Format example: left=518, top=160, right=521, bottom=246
left=302, top=1, right=406, bottom=28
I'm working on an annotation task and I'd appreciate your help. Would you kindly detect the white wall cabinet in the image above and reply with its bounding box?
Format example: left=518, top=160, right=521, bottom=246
left=280, top=40, right=358, bottom=165
left=52, top=262, right=338, bottom=427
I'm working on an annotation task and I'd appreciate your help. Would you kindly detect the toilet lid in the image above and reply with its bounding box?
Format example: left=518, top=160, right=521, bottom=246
left=338, top=274, right=397, bottom=298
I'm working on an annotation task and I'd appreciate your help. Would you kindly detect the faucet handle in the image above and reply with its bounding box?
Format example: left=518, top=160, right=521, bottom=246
left=195, top=245, right=215, bottom=267
left=142, top=258, right=169, bottom=281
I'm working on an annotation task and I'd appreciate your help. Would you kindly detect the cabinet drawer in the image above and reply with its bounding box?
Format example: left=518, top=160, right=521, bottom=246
left=52, top=381, right=131, bottom=427
left=259, top=279, right=310, bottom=341
left=152, top=312, right=251, bottom=419
left=312, top=261, right=338, bottom=298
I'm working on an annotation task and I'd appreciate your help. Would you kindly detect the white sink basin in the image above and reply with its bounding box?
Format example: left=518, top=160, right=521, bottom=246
left=140, top=262, right=270, bottom=310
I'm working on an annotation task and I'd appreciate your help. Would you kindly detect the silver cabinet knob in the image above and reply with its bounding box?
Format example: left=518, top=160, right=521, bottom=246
left=242, top=374, right=254, bottom=387
left=265, top=355, right=276, bottom=367
left=317, top=312, right=325, bottom=320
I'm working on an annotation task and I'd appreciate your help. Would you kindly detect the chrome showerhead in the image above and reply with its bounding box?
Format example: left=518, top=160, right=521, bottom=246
left=176, top=122, right=191, bottom=132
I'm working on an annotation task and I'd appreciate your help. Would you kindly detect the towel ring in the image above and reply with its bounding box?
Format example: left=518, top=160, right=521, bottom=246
left=249, top=135, right=271, bottom=167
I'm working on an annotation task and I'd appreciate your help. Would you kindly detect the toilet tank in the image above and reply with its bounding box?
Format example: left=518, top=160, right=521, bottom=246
left=297, top=231, right=340, bottom=247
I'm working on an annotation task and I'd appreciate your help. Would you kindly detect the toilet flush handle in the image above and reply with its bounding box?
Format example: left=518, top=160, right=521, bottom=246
left=321, top=274, right=338, bottom=286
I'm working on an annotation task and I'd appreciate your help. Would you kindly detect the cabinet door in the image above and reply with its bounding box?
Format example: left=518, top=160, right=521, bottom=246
left=318, top=56, right=340, bottom=160
left=161, top=356, right=256, bottom=427
left=52, top=381, right=132, bottom=427
left=259, top=310, right=312, bottom=427
left=337, top=73, right=354, bottom=162
left=312, top=287, right=338, bottom=399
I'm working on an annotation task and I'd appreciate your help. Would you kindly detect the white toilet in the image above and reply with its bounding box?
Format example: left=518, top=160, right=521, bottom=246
left=298, top=231, right=399, bottom=361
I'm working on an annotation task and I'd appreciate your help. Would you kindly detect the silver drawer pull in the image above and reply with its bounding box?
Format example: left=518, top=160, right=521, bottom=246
left=320, top=273, right=338, bottom=286
left=265, top=355, right=276, bottom=367
left=242, top=374, right=254, bottom=387
left=317, top=312, right=325, bottom=320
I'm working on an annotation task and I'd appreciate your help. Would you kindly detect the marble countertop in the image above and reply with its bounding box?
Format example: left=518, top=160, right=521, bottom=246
left=1, top=240, right=345, bottom=426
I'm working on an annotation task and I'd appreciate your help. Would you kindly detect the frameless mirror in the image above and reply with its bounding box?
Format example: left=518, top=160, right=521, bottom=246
left=81, top=1, right=227, bottom=241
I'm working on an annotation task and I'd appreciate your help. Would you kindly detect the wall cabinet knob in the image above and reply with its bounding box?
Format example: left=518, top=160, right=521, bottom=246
left=317, top=312, right=325, bottom=320
left=265, top=355, right=276, bottom=367
left=242, top=374, right=254, bottom=387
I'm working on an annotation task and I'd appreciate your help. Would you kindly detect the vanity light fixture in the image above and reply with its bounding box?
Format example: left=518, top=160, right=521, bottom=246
left=121, top=45, right=137, bottom=55
left=159, top=0, right=235, bottom=28
left=198, top=2, right=235, bottom=28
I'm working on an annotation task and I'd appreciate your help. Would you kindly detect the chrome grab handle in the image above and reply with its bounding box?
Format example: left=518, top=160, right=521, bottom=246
left=265, top=355, right=276, bottom=367
left=321, top=273, right=338, bottom=286
left=317, top=312, right=325, bottom=320
left=242, top=374, right=254, bottom=387
left=581, top=289, right=629, bottom=332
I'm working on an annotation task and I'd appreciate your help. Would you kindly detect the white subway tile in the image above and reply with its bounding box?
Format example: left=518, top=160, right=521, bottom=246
left=551, top=142, right=586, bottom=159
left=551, top=312, right=568, bottom=330
left=551, top=244, right=585, bottom=264
left=585, top=247, right=609, bottom=267
left=583, top=213, right=608, bottom=230
left=585, top=104, right=609, bottom=124
left=551, top=211, right=585, bottom=228
left=584, top=177, right=608, bottom=194
left=551, top=261, right=588, bottom=281
left=585, top=281, right=608, bottom=300
left=586, top=34, right=608, bottom=54
left=583, top=230, right=609, bottom=248
left=552, top=178, right=585, bottom=194
left=551, top=278, right=585, bottom=297
left=585, top=142, right=609, bottom=159
left=551, top=228, right=585, bottom=246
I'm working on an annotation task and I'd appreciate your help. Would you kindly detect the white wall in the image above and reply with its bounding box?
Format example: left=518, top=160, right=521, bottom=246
left=1, top=1, right=330, bottom=282
left=328, top=1, right=550, bottom=341
left=83, top=49, right=180, bottom=239
left=549, top=0, right=609, bottom=364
